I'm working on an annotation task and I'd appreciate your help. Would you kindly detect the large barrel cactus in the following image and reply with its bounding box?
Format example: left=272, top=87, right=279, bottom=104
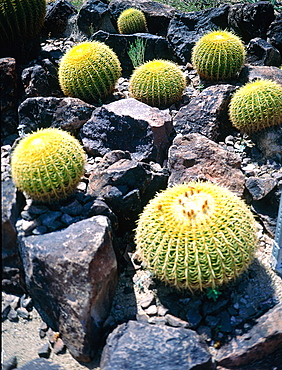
left=129, top=59, right=186, bottom=108
left=117, top=7, right=147, bottom=34
left=11, top=128, right=86, bottom=203
left=191, top=30, right=246, bottom=81
left=58, top=41, right=122, bottom=104
left=0, top=0, right=46, bottom=53
left=229, top=79, right=282, bottom=133
left=135, top=182, right=257, bottom=292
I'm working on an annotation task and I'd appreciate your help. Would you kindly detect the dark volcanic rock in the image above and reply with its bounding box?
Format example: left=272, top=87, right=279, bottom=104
left=100, top=320, right=215, bottom=370
left=246, top=37, right=281, bottom=67
left=18, top=215, right=118, bottom=362
left=267, top=13, right=282, bottom=55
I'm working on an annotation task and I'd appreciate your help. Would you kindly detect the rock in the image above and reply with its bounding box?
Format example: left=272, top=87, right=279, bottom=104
left=168, top=133, right=245, bottom=197
left=228, top=1, right=275, bottom=43
left=245, top=176, right=277, bottom=200
left=216, top=303, right=282, bottom=367
left=108, top=0, right=178, bottom=36
left=53, top=338, right=66, bottom=355
left=17, top=358, right=65, bottom=370
left=242, top=64, right=282, bottom=85
left=7, top=308, right=18, bottom=322
left=173, top=84, right=236, bottom=140
left=21, top=59, right=62, bottom=99
left=167, top=5, right=230, bottom=63
left=0, top=58, right=18, bottom=141
left=18, top=97, right=95, bottom=137
left=100, top=320, right=215, bottom=370
left=2, top=356, right=17, bottom=370
left=186, top=308, right=203, bottom=329
left=80, top=99, right=159, bottom=162
left=77, top=0, right=116, bottom=37
left=18, top=215, right=118, bottom=362
left=43, top=0, right=77, bottom=38
left=250, top=125, right=282, bottom=161
left=91, top=31, right=176, bottom=76
left=38, top=342, right=51, bottom=359
left=165, top=313, right=190, bottom=328
left=17, top=307, right=30, bottom=320
left=267, top=13, right=282, bottom=55
left=246, top=37, right=281, bottom=67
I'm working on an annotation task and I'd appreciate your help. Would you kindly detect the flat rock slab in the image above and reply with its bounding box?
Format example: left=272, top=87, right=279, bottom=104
left=100, top=320, right=215, bottom=370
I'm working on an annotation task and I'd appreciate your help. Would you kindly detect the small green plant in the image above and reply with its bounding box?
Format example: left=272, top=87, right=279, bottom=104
left=129, top=59, right=186, bottom=108
left=229, top=79, right=282, bottom=134
left=58, top=41, right=121, bottom=104
left=206, top=288, right=222, bottom=301
left=191, top=30, right=246, bottom=81
left=135, top=181, right=257, bottom=292
left=11, top=128, right=86, bottom=203
left=117, top=7, right=148, bottom=34
left=127, top=38, right=147, bottom=69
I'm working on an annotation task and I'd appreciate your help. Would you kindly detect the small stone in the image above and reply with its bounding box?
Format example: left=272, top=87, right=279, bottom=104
left=46, top=328, right=59, bottom=345
left=38, top=342, right=51, bottom=359
left=144, top=305, right=158, bottom=316
left=53, top=338, right=66, bottom=355
left=17, top=307, right=30, bottom=320
left=197, top=325, right=212, bottom=342
left=39, top=322, right=49, bottom=339
left=21, top=297, right=33, bottom=312
left=186, top=308, right=202, bottom=329
left=157, top=305, right=169, bottom=316
left=165, top=313, right=190, bottom=328
left=139, top=293, right=155, bottom=309
left=7, top=308, right=18, bottom=322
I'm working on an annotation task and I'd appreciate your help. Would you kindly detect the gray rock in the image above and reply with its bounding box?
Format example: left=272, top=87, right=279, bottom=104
left=216, top=303, right=282, bottom=367
left=242, top=64, right=282, bottom=85
left=2, top=356, right=17, bottom=370
left=245, top=176, right=277, bottom=200
left=250, top=125, right=282, bottom=161
left=18, top=96, right=95, bottom=137
left=228, top=1, right=275, bottom=43
left=267, top=13, right=282, bottom=55
left=172, top=84, right=236, bottom=140
left=38, top=342, right=51, bottom=359
left=168, top=133, right=245, bottom=197
left=18, top=215, right=118, bottom=362
left=17, top=358, right=65, bottom=370
left=100, top=320, right=215, bottom=370
left=246, top=37, right=281, bottom=67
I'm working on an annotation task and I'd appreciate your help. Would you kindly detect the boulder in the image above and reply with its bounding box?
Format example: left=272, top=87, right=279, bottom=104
left=228, top=1, right=275, bottom=43
left=241, top=64, right=282, bottom=85
left=100, top=320, right=215, bottom=370
left=172, top=84, right=236, bottom=141
left=168, top=133, right=245, bottom=197
left=216, top=303, right=282, bottom=368
left=267, top=13, right=282, bottom=55
left=18, top=96, right=95, bottom=136
left=18, top=215, right=118, bottom=362
left=246, top=37, right=281, bottom=67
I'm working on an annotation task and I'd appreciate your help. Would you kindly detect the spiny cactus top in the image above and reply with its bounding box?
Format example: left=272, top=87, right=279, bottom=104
left=117, top=7, right=147, bottom=34
left=191, top=30, right=246, bottom=81
left=135, top=182, right=257, bottom=292
left=129, top=59, right=186, bottom=108
left=58, top=41, right=122, bottom=104
left=229, top=79, right=282, bottom=134
left=0, top=0, right=46, bottom=48
left=11, top=128, right=86, bottom=203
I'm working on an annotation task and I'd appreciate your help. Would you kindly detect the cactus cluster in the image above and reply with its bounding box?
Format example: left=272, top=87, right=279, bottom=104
left=135, top=182, right=257, bottom=292
left=117, top=7, right=147, bottom=34
left=191, top=30, right=246, bottom=81
left=11, top=128, right=86, bottom=203
left=0, top=0, right=46, bottom=50
left=129, top=59, right=186, bottom=108
left=58, top=41, right=121, bottom=104
left=229, top=79, right=282, bottom=133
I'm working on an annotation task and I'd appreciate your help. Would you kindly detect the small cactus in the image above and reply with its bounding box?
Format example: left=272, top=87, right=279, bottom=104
left=11, top=128, right=86, bottom=203
left=135, top=182, right=257, bottom=292
left=58, top=41, right=122, bottom=104
left=117, top=7, right=147, bottom=34
left=191, top=30, right=246, bottom=81
left=229, top=79, right=282, bottom=133
left=129, top=59, right=186, bottom=108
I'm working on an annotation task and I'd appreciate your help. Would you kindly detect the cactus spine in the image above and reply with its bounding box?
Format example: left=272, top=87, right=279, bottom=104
left=191, top=30, right=246, bottom=81
left=11, top=128, right=86, bottom=203
left=58, top=41, right=122, bottom=104
left=117, top=7, right=147, bottom=34
left=229, top=79, right=282, bottom=133
left=129, top=59, right=186, bottom=108
left=135, top=182, right=257, bottom=292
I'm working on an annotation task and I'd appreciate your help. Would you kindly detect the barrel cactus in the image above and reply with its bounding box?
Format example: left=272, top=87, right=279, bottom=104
left=117, top=7, right=147, bottom=34
left=135, top=182, right=257, bottom=292
left=58, top=41, right=122, bottom=104
left=11, top=128, right=86, bottom=203
left=229, top=79, right=282, bottom=133
left=191, top=30, right=245, bottom=81
left=129, top=59, right=186, bottom=108
left=0, top=0, right=46, bottom=50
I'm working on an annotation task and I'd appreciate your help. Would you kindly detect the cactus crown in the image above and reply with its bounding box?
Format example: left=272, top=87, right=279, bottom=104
left=135, top=182, right=257, bottom=292
left=129, top=59, right=186, bottom=108
left=229, top=79, right=282, bottom=133
left=11, top=128, right=86, bottom=203
left=58, top=41, right=122, bottom=104
left=117, top=7, right=147, bottom=34
left=0, top=0, right=46, bottom=47
left=191, top=30, right=246, bottom=81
